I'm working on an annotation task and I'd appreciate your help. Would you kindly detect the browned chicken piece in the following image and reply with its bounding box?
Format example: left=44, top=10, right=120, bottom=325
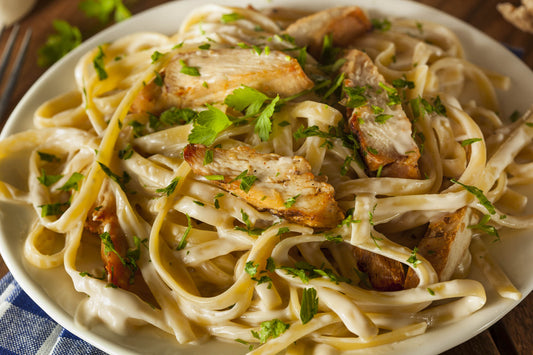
left=354, top=247, right=406, bottom=291
left=283, top=6, right=372, bottom=58
left=340, top=49, right=421, bottom=179
left=342, top=51, right=422, bottom=291
left=183, top=144, right=344, bottom=229
left=404, top=207, right=472, bottom=288
left=84, top=183, right=160, bottom=305
left=130, top=48, right=314, bottom=114
left=85, top=189, right=134, bottom=290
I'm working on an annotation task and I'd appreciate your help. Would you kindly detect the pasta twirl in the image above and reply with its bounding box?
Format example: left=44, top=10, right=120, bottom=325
left=0, top=3, right=532, bottom=354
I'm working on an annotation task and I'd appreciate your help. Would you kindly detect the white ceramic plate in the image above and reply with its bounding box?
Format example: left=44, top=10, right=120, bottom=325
left=1, top=0, right=532, bottom=354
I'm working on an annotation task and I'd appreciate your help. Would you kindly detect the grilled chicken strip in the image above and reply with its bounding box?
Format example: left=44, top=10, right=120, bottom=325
left=284, top=6, right=372, bottom=58
left=183, top=144, right=344, bottom=229
left=85, top=188, right=134, bottom=289
left=354, top=247, right=406, bottom=291
left=340, top=50, right=421, bottom=291
left=404, top=207, right=472, bottom=288
left=340, top=49, right=421, bottom=179
left=131, top=48, right=314, bottom=114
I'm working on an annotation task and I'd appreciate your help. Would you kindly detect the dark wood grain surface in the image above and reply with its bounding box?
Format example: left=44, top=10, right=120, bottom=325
left=0, top=0, right=531, bottom=354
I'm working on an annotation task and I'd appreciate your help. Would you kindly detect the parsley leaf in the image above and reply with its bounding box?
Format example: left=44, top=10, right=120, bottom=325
left=300, top=288, right=319, bottom=324
left=39, top=202, right=70, bottom=217
left=37, top=152, right=61, bottom=162
left=188, top=104, right=232, bottom=145
left=118, top=144, right=134, bottom=160
left=221, top=12, right=243, bottom=23
left=179, top=59, right=200, bottom=76
left=407, top=247, right=422, bottom=267
left=284, top=194, right=300, bottom=208
left=451, top=179, right=496, bottom=214
left=461, top=138, right=482, bottom=147
left=468, top=214, right=500, bottom=242
left=251, top=319, right=290, bottom=344
left=37, top=169, right=63, bottom=187
left=343, top=85, right=368, bottom=108
left=79, top=0, right=131, bottom=24
left=58, top=172, right=84, bottom=191
left=224, top=86, right=269, bottom=116
left=93, top=45, right=108, bottom=80
left=177, top=214, right=192, bottom=250
left=231, top=170, right=257, bottom=193
left=98, top=162, right=130, bottom=191
left=235, top=209, right=264, bottom=236
left=156, top=177, right=181, bottom=196
left=37, top=20, right=82, bottom=67
left=371, top=18, right=391, bottom=32
left=255, top=95, right=279, bottom=141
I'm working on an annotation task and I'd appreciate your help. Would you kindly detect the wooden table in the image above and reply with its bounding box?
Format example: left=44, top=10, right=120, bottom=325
left=0, top=0, right=531, bottom=354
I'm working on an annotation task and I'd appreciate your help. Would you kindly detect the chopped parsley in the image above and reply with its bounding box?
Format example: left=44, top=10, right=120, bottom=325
left=118, top=144, right=134, bottom=160
left=221, top=12, right=243, bottom=23
left=213, top=192, right=224, bottom=209
left=37, top=169, right=63, bottom=187
left=151, top=51, right=165, bottom=63
left=39, top=202, right=70, bottom=217
left=58, top=172, right=84, bottom=191
left=156, top=177, right=181, bottom=197
left=98, top=162, right=130, bottom=191
left=281, top=261, right=351, bottom=285
left=235, top=209, right=264, bottom=236
left=79, top=0, right=131, bottom=24
left=37, top=20, right=82, bottom=67
left=37, top=151, right=61, bottom=162
left=343, top=85, right=368, bottom=108
left=371, top=18, right=392, bottom=32
left=177, top=214, right=192, bottom=250
left=300, top=288, right=319, bottom=324
left=283, top=194, right=300, bottom=208
left=407, top=247, right=422, bottom=267
left=188, top=104, right=232, bottom=146
left=231, top=170, right=258, bottom=193
left=276, top=227, right=290, bottom=236
left=461, top=138, right=482, bottom=147
left=153, top=71, right=163, bottom=86
left=468, top=214, right=500, bottom=242
left=224, top=86, right=281, bottom=141
left=93, top=45, right=108, bottom=80
left=450, top=179, right=495, bottom=215
left=179, top=59, right=200, bottom=76
left=251, top=319, right=290, bottom=344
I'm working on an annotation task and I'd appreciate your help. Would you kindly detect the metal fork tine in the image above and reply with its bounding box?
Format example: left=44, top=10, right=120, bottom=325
left=0, top=24, right=20, bottom=82
left=0, top=28, right=32, bottom=121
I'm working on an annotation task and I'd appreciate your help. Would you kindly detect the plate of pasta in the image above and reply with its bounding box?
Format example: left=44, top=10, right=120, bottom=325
left=1, top=0, right=532, bottom=354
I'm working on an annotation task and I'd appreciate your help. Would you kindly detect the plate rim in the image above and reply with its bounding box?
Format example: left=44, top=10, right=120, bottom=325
left=1, top=0, right=532, bottom=354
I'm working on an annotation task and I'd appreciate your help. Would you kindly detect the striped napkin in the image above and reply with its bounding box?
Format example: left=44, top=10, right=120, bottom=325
left=0, top=272, right=106, bottom=355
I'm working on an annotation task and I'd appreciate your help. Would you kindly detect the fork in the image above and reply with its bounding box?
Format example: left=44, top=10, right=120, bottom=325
left=0, top=24, right=32, bottom=124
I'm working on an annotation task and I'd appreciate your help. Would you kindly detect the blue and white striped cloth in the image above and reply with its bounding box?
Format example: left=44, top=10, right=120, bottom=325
left=0, top=273, right=106, bottom=355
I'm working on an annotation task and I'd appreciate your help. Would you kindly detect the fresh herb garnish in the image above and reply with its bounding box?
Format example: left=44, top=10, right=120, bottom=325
left=300, top=288, right=319, bottom=324
left=251, top=319, right=290, bottom=344
left=407, top=247, right=422, bottom=267
left=156, top=177, right=181, bottom=196
left=79, top=0, right=131, bottom=23
left=93, top=45, right=108, bottom=80
left=450, top=179, right=495, bottom=214
left=58, top=172, right=84, bottom=191
left=177, top=214, right=192, bottom=250
left=37, top=169, right=63, bottom=187
left=38, top=20, right=82, bottom=67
